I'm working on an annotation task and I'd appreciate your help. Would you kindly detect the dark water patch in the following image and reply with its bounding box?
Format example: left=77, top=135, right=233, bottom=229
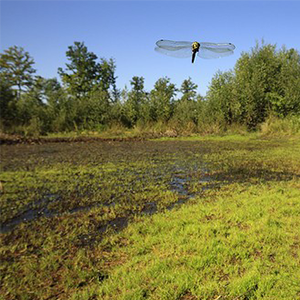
left=141, top=202, right=157, bottom=215
left=167, top=164, right=216, bottom=210
left=170, top=174, right=192, bottom=198
left=1, top=163, right=213, bottom=234
left=67, top=200, right=116, bottom=215
left=0, top=193, right=60, bottom=234
left=213, top=168, right=300, bottom=184
left=68, top=204, right=98, bottom=214
left=198, top=168, right=214, bottom=191
left=75, top=217, right=130, bottom=247
left=0, top=208, right=52, bottom=234
left=167, top=196, right=190, bottom=211
left=98, top=217, right=129, bottom=234
left=0, top=196, right=117, bottom=234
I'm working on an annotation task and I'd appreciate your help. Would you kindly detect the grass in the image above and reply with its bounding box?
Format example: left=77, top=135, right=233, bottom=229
left=94, top=182, right=300, bottom=300
left=0, top=135, right=300, bottom=299
left=260, top=115, right=300, bottom=136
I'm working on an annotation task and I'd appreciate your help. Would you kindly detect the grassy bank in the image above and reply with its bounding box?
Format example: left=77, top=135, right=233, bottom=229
left=1, top=135, right=300, bottom=299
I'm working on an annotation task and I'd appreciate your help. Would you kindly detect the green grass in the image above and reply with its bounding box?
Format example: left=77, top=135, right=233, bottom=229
left=154, top=133, right=259, bottom=142
left=94, top=182, right=300, bottom=300
left=1, top=135, right=300, bottom=299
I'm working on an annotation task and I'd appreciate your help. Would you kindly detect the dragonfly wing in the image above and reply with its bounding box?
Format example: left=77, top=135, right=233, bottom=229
left=155, top=40, right=192, bottom=58
left=198, top=42, right=235, bottom=59
left=155, top=46, right=192, bottom=58
left=156, top=40, right=193, bottom=49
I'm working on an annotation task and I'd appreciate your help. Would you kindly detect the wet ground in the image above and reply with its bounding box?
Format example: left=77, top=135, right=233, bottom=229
left=0, top=140, right=214, bottom=234
left=1, top=136, right=300, bottom=300
left=0, top=138, right=297, bottom=235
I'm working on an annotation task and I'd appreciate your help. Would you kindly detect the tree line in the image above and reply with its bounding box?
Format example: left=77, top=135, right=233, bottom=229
left=1, top=40, right=299, bottom=136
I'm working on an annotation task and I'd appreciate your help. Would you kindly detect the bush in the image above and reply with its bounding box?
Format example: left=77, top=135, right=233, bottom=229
left=206, top=41, right=300, bottom=130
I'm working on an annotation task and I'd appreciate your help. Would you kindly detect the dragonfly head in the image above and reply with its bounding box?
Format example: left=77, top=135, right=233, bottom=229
left=192, top=42, right=200, bottom=52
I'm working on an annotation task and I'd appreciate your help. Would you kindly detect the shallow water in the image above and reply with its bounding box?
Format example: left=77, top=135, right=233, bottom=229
left=0, top=165, right=212, bottom=234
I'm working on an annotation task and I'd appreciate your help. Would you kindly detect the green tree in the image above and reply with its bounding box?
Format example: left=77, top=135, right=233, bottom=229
left=206, top=41, right=300, bottom=129
left=76, top=90, right=110, bottom=129
left=0, top=77, right=17, bottom=129
left=58, top=42, right=120, bottom=129
left=180, top=77, right=198, bottom=102
left=173, top=78, right=199, bottom=126
left=149, top=77, right=177, bottom=122
left=116, top=86, right=131, bottom=127
left=97, top=58, right=120, bottom=102
left=58, top=42, right=119, bottom=101
left=28, top=76, right=67, bottom=132
left=234, top=42, right=281, bottom=128
left=273, top=48, right=300, bottom=117
left=206, top=70, right=239, bottom=125
left=58, top=41, right=101, bottom=99
left=125, top=76, right=146, bottom=126
left=0, top=46, right=36, bottom=99
left=15, top=76, right=49, bottom=135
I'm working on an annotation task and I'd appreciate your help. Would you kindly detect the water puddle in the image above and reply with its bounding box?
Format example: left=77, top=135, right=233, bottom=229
left=0, top=193, right=60, bottom=234
left=170, top=165, right=212, bottom=197
left=170, top=174, right=191, bottom=197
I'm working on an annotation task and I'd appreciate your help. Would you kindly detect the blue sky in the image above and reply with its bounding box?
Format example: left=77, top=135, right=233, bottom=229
left=1, top=1, right=300, bottom=96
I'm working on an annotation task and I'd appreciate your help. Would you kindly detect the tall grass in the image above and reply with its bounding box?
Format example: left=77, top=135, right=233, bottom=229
left=260, top=115, right=300, bottom=136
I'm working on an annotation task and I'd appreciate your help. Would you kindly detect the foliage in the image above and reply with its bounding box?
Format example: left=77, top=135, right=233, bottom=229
left=206, top=41, right=300, bottom=129
left=149, top=77, right=177, bottom=122
left=0, top=46, right=36, bottom=99
left=172, top=78, right=199, bottom=127
left=124, top=76, right=147, bottom=126
left=0, top=78, right=17, bottom=129
left=58, top=41, right=101, bottom=99
left=260, top=115, right=300, bottom=135
left=180, top=77, right=198, bottom=101
left=1, top=41, right=300, bottom=136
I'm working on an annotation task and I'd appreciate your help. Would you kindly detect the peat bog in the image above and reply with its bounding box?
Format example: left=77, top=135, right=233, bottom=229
left=1, top=135, right=300, bottom=299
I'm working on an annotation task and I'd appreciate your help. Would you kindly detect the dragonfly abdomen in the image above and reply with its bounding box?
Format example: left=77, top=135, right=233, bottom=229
left=191, top=42, right=200, bottom=63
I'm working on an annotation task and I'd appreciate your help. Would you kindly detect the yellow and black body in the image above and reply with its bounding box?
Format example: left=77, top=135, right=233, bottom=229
left=191, top=42, right=200, bottom=63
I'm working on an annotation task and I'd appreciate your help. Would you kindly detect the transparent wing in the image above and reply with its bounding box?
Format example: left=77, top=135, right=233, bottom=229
left=156, top=40, right=193, bottom=49
left=198, top=42, right=235, bottom=59
left=155, top=46, right=192, bottom=58
left=155, top=39, right=192, bottom=58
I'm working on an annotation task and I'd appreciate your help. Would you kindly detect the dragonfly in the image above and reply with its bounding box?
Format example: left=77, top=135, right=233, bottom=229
left=155, top=40, right=235, bottom=63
